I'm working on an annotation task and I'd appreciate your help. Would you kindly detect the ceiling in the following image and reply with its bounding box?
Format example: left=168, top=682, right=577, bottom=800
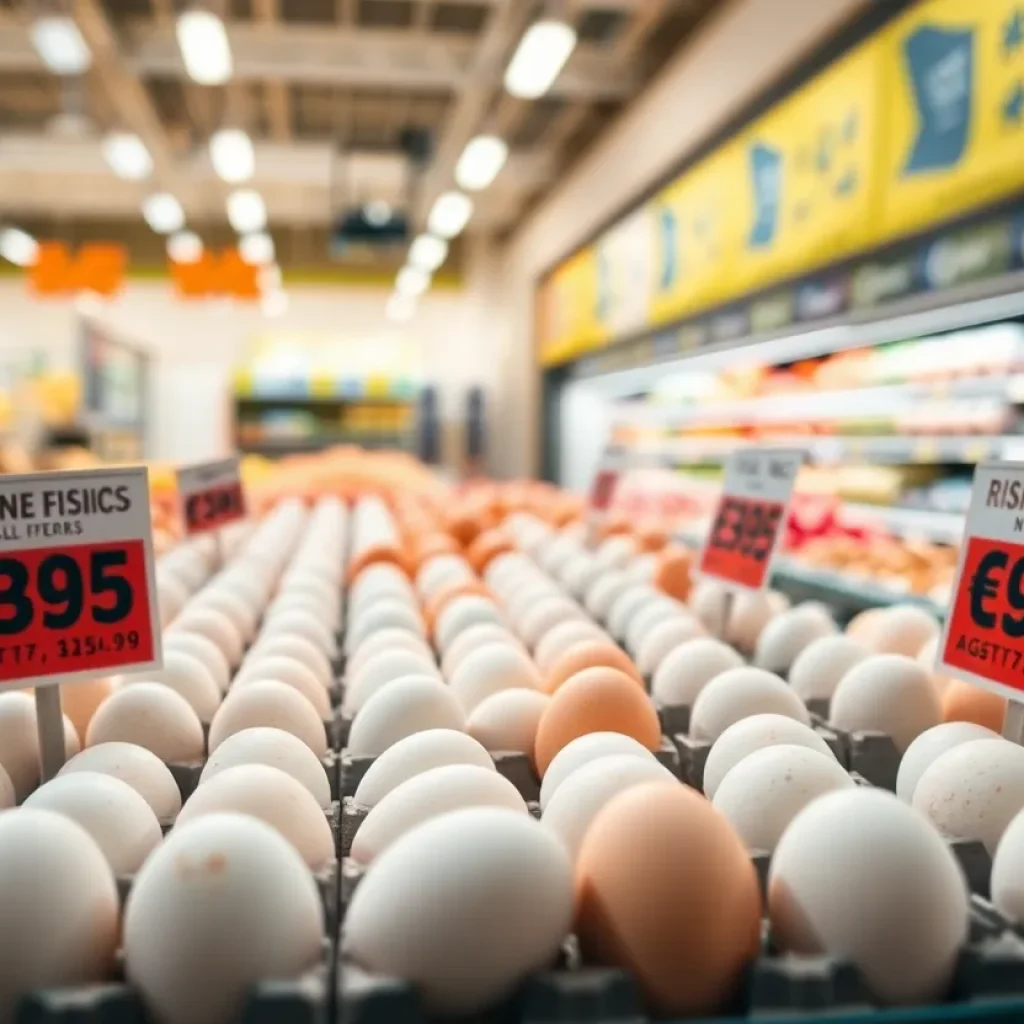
left=0, top=0, right=717, bottom=270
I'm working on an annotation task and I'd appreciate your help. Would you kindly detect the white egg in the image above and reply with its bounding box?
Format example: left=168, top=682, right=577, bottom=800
left=345, top=650, right=440, bottom=714
left=171, top=607, right=245, bottom=668
left=991, top=806, right=1024, bottom=922
left=594, top=535, right=638, bottom=573
left=788, top=635, right=870, bottom=705
left=233, top=655, right=331, bottom=718
left=538, top=535, right=581, bottom=577
left=635, top=616, right=706, bottom=678
left=753, top=605, right=837, bottom=675
left=688, top=579, right=730, bottom=632
left=354, top=729, right=494, bottom=808
left=483, top=552, right=531, bottom=592
left=163, top=631, right=231, bottom=692
left=868, top=605, right=940, bottom=658
left=541, top=753, right=674, bottom=862
left=690, top=667, right=810, bottom=742
left=468, top=690, right=551, bottom=756
left=262, top=609, right=337, bottom=656
left=703, top=713, right=836, bottom=799
left=352, top=764, right=528, bottom=864
left=830, top=654, right=941, bottom=752
left=246, top=634, right=334, bottom=690
left=189, top=588, right=258, bottom=643
left=517, top=597, right=583, bottom=651
left=534, top=620, right=606, bottom=675
left=59, top=742, right=181, bottom=824
left=505, top=580, right=558, bottom=626
left=0, top=763, right=14, bottom=810
left=583, top=570, right=630, bottom=624
left=156, top=573, right=190, bottom=628
left=25, top=772, right=162, bottom=875
left=606, top=585, right=657, bottom=642
left=264, top=593, right=335, bottom=627
left=0, top=809, right=119, bottom=1017
left=88, top=684, right=204, bottom=764
left=346, top=600, right=425, bottom=654
left=0, top=692, right=80, bottom=800
left=625, top=553, right=657, bottom=584
left=559, top=554, right=602, bottom=599
left=122, top=650, right=221, bottom=724
left=441, top=624, right=524, bottom=680
left=540, top=732, right=658, bottom=810
left=768, top=788, right=968, bottom=1005
left=209, top=680, right=327, bottom=757
left=435, top=596, right=505, bottom=653
left=724, top=590, right=780, bottom=653
left=913, top=738, right=1024, bottom=853
left=124, top=813, right=324, bottom=1024
left=343, top=808, right=573, bottom=1015
left=449, top=643, right=542, bottom=714
left=347, top=677, right=466, bottom=757
left=348, top=629, right=432, bottom=679
left=650, top=638, right=743, bottom=708
left=624, top=599, right=682, bottom=657
left=896, top=722, right=998, bottom=803
left=416, top=555, right=474, bottom=601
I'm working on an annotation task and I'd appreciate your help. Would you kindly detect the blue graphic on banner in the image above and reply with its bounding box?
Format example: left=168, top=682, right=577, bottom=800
left=902, top=25, right=974, bottom=176
left=1003, top=80, right=1024, bottom=124
left=1004, top=8, right=1024, bottom=56
left=748, top=142, right=782, bottom=250
left=658, top=206, right=677, bottom=291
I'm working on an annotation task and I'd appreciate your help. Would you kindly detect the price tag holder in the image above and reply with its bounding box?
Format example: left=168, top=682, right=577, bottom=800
left=585, top=456, right=621, bottom=549
left=698, top=448, right=803, bottom=591
left=177, top=457, right=247, bottom=536
left=0, top=467, right=161, bottom=689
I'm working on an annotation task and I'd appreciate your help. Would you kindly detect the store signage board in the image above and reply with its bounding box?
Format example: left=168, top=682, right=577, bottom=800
left=0, top=467, right=161, bottom=689
left=698, top=448, right=803, bottom=591
left=177, top=457, right=247, bottom=536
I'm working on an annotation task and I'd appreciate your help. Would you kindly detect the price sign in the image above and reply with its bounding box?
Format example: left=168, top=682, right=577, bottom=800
left=177, top=458, right=247, bottom=536
left=698, top=448, right=803, bottom=590
left=0, top=467, right=161, bottom=688
left=939, top=461, right=1024, bottom=702
left=590, top=469, right=620, bottom=514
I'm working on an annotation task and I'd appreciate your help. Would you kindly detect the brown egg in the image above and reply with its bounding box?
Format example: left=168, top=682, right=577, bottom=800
left=466, top=530, right=515, bottom=575
left=535, top=666, right=661, bottom=775
left=846, top=607, right=885, bottom=646
left=596, top=511, right=632, bottom=541
left=444, top=509, right=482, bottom=547
left=653, top=546, right=692, bottom=603
left=425, top=579, right=492, bottom=636
left=347, top=543, right=411, bottom=584
left=410, top=533, right=460, bottom=567
left=59, top=677, right=115, bottom=737
left=576, top=782, right=761, bottom=1016
left=942, top=680, right=1006, bottom=732
left=636, top=522, right=670, bottom=553
left=544, top=641, right=644, bottom=695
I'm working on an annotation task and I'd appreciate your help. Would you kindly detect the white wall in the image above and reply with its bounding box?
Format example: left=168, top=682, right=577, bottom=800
left=494, top=0, right=871, bottom=481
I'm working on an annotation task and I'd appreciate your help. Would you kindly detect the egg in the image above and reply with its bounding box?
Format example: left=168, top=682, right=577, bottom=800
left=594, top=535, right=638, bottom=572
left=703, top=713, right=837, bottom=799
left=346, top=600, right=425, bottom=655
left=209, top=680, right=327, bottom=757
left=651, top=638, right=744, bottom=708
left=236, top=653, right=332, bottom=715
left=200, top=727, right=331, bottom=809
left=354, top=562, right=415, bottom=604
left=0, top=809, right=119, bottom=1017
left=584, top=571, right=631, bottom=623
left=124, top=650, right=221, bottom=724
left=171, top=607, right=244, bottom=667
left=560, top=554, right=602, bottom=598
left=534, top=619, right=606, bottom=674
left=690, top=667, right=809, bottom=741
left=913, top=738, right=1024, bottom=853
left=517, top=597, right=584, bottom=651
left=753, top=605, right=837, bottom=674
left=896, top=722, right=998, bottom=803
left=625, top=552, right=657, bottom=584
left=689, top=579, right=730, bottom=632
left=190, top=588, right=258, bottom=643
left=539, top=732, right=659, bottom=809
left=440, top=624, right=523, bottom=679
left=58, top=677, right=115, bottom=737
left=156, top=573, right=190, bottom=627
left=624, top=599, right=683, bottom=658
left=449, top=643, right=542, bottom=714
left=635, top=616, right=705, bottom=679
left=575, top=782, right=761, bottom=1016
left=830, top=654, right=941, bottom=752
left=788, top=635, right=870, bottom=706
left=768, top=788, right=968, bottom=1005
left=0, top=763, right=15, bottom=810
left=424, top=580, right=492, bottom=635
left=345, top=649, right=440, bottom=714
left=942, top=680, right=1007, bottom=731
left=723, top=590, right=779, bottom=653
left=542, top=754, right=675, bottom=862
left=59, top=742, right=181, bottom=824
left=87, top=684, right=204, bottom=763
left=534, top=666, right=661, bottom=775
left=416, top=554, right=474, bottom=601
left=845, top=606, right=885, bottom=645
left=354, top=729, right=494, bottom=808
left=344, top=808, right=573, bottom=1015
left=124, top=813, right=324, bottom=1024
left=25, top=772, right=162, bottom=875
left=868, top=604, right=940, bottom=657
left=544, top=640, right=643, bottom=694
left=483, top=552, right=531, bottom=591
left=606, top=585, right=657, bottom=642
left=652, top=546, right=692, bottom=602
left=262, top=609, right=337, bottom=656
left=991, top=806, right=1024, bottom=922
left=435, top=596, right=505, bottom=653
left=916, top=634, right=954, bottom=696
left=163, top=631, right=231, bottom=692
left=348, top=628, right=432, bottom=679
left=468, top=689, right=550, bottom=757
left=0, top=692, right=79, bottom=799
left=713, top=745, right=854, bottom=852
left=347, top=677, right=466, bottom=757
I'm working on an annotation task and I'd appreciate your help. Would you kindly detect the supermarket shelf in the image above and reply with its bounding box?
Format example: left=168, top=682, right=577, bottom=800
left=238, top=434, right=410, bottom=456
left=842, top=503, right=965, bottom=545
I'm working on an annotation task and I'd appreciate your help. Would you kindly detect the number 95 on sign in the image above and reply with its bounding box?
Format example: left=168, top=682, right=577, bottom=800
left=0, top=541, right=154, bottom=683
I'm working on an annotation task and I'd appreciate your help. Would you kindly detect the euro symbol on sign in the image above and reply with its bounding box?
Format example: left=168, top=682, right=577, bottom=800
left=970, top=549, right=1007, bottom=630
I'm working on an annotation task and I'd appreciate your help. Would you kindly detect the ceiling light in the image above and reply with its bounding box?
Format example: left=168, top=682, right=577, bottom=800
left=261, top=289, right=288, bottom=318
left=143, top=193, right=185, bottom=234
left=176, top=9, right=232, bottom=85
left=258, top=263, right=282, bottom=292
left=167, top=231, right=202, bottom=263
left=364, top=201, right=393, bottom=227
left=386, top=293, right=416, bottom=323
left=0, top=228, right=38, bottom=267
left=407, top=234, right=448, bottom=273
left=455, top=135, right=509, bottom=191
left=396, top=266, right=430, bottom=297
left=427, top=192, right=473, bottom=239
left=30, top=16, right=91, bottom=76
left=103, top=132, right=152, bottom=180
left=505, top=19, right=577, bottom=99
left=226, top=189, right=266, bottom=233
left=209, top=128, right=254, bottom=184
left=239, top=231, right=274, bottom=265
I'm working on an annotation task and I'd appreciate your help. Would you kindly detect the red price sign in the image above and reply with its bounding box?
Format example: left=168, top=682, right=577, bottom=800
left=0, top=468, right=161, bottom=688
left=590, top=469, right=619, bottom=513
left=939, top=462, right=1024, bottom=701
left=177, top=458, right=247, bottom=536
left=698, top=448, right=803, bottom=591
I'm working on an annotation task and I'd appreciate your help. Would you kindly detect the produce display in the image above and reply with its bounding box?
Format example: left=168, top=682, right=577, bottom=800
left=3, top=467, right=1024, bottom=1023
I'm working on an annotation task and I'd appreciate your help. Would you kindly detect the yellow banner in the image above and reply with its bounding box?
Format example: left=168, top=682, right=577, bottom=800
left=537, top=247, right=604, bottom=366
left=880, top=0, right=1024, bottom=240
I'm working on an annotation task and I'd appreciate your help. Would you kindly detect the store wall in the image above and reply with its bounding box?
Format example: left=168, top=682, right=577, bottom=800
left=494, top=0, right=871, bottom=481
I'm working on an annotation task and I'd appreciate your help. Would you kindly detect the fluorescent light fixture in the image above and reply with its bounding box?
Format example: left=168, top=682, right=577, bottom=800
left=408, top=234, right=448, bottom=273
left=505, top=19, right=577, bottom=99
left=226, top=189, right=266, bottom=233
left=258, top=263, right=282, bottom=292
left=209, top=128, right=254, bottom=183
left=427, top=191, right=473, bottom=239
left=103, top=132, right=152, bottom=180
left=167, top=231, right=202, bottom=263
left=239, top=231, right=274, bottom=265
left=30, top=16, right=91, bottom=76
left=261, top=289, right=288, bottom=318
left=455, top=135, right=509, bottom=191
left=176, top=9, right=232, bottom=85
left=363, top=200, right=393, bottom=226
left=0, top=228, right=38, bottom=267
left=396, top=266, right=430, bottom=298
left=386, top=293, right=416, bottom=323
left=142, top=193, right=185, bottom=234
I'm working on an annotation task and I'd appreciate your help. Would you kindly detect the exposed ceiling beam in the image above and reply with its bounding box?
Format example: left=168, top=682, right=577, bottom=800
left=252, top=0, right=292, bottom=142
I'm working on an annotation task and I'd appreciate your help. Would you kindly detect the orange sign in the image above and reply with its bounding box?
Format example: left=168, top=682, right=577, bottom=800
left=28, top=243, right=127, bottom=297
left=170, top=249, right=260, bottom=300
